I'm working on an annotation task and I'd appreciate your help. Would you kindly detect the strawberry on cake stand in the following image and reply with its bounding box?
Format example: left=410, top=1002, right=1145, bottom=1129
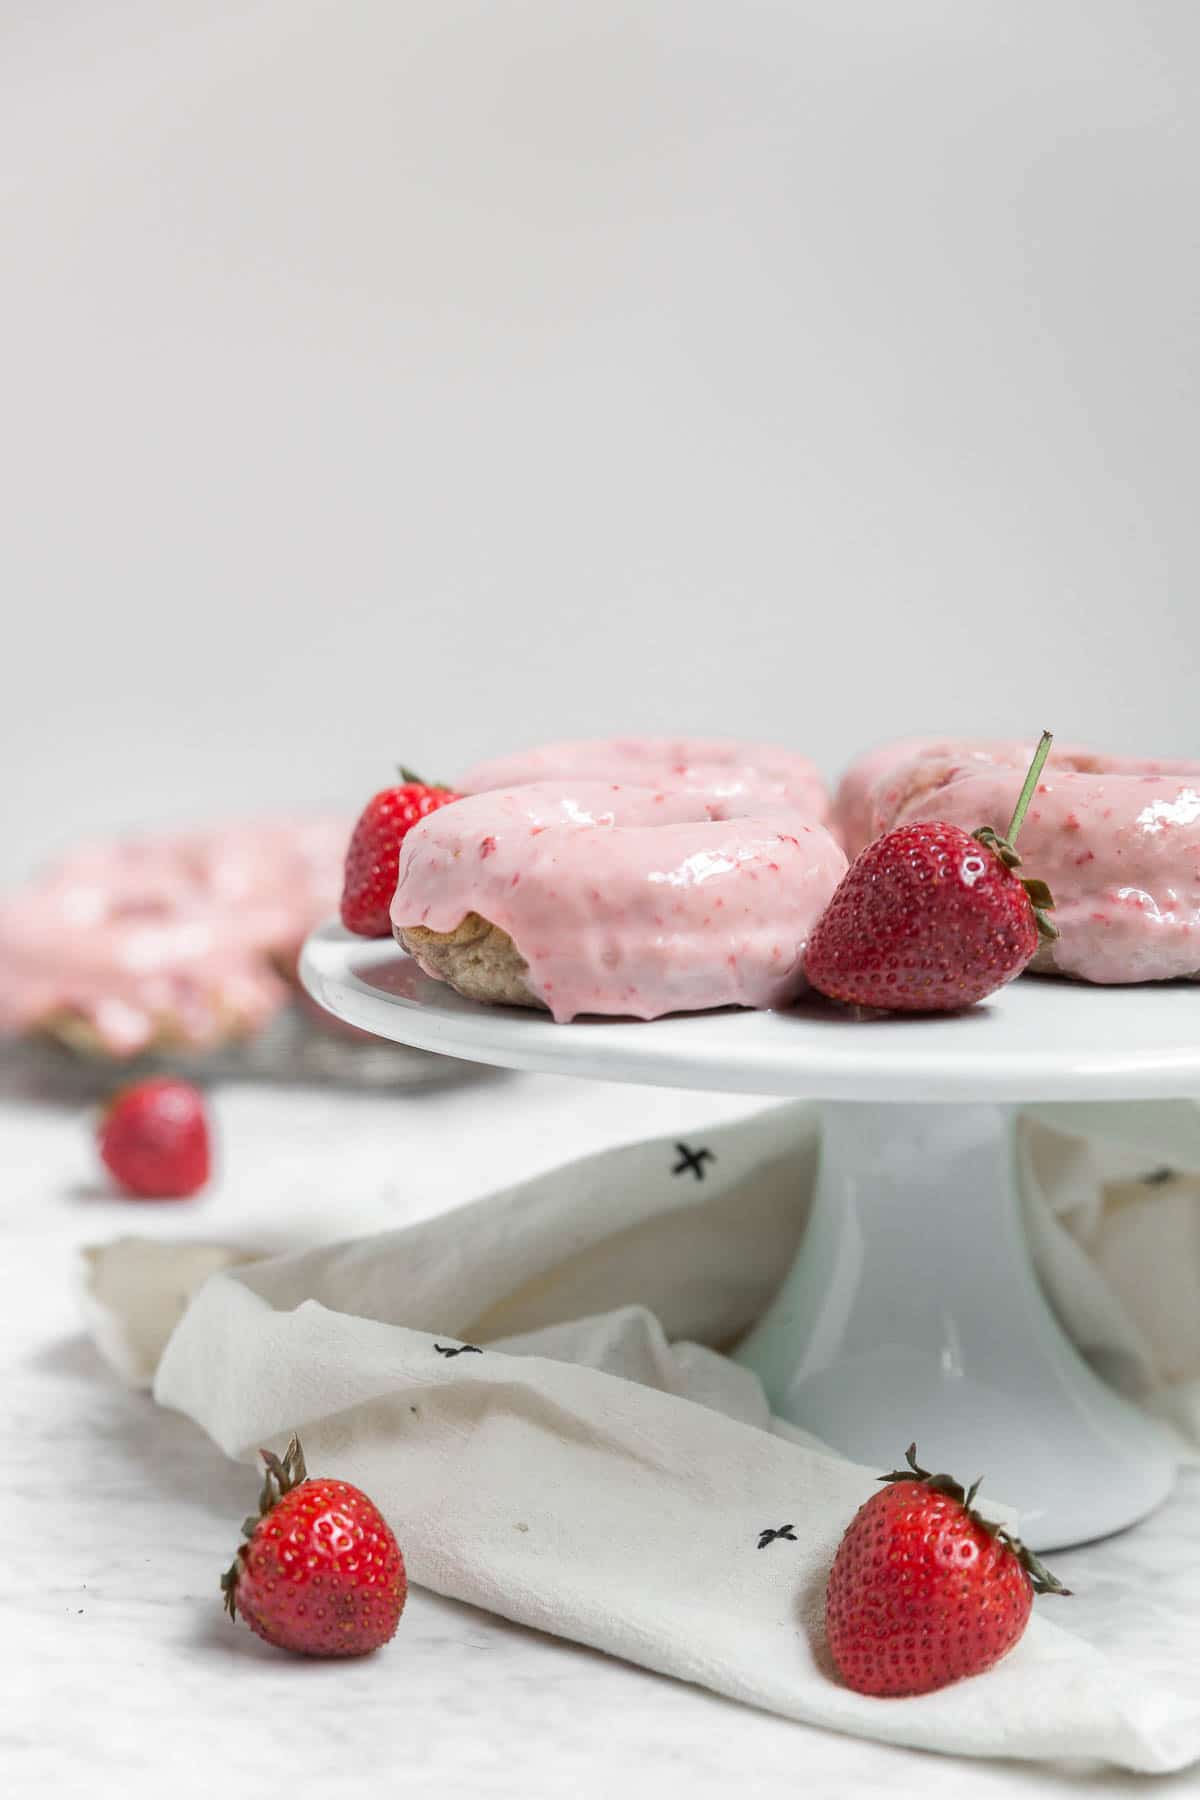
left=301, top=916, right=1189, bottom=1553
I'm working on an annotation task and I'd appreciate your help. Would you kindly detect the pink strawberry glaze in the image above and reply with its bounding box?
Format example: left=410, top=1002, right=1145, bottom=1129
left=844, top=741, right=1200, bottom=984
left=460, top=737, right=830, bottom=824
left=0, top=818, right=347, bottom=1055
left=392, top=781, right=847, bottom=1022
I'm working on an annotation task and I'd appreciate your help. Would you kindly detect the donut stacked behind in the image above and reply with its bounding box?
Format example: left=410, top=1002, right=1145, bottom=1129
left=392, top=782, right=847, bottom=1021
left=834, top=738, right=1035, bottom=859
left=835, top=739, right=1200, bottom=984
left=461, top=736, right=830, bottom=823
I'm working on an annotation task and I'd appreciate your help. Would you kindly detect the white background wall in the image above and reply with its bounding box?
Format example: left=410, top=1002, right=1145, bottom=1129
left=3, top=0, right=1197, bottom=881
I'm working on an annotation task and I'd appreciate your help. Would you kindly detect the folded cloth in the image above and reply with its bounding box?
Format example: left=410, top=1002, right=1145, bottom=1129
left=83, top=1101, right=1200, bottom=1772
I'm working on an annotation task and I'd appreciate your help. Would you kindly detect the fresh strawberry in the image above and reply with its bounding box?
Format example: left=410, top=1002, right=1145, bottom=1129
left=340, top=767, right=461, bottom=937
left=221, top=1436, right=406, bottom=1657
left=806, top=731, right=1059, bottom=1012
left=825, top=1443, right=1069, bottom=1697
left=97, top=1077, right=211, bottom=1199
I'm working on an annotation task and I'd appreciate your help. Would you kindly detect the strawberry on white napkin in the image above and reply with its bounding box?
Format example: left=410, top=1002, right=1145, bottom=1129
left=83, top=1101, right=1200, bottom=1773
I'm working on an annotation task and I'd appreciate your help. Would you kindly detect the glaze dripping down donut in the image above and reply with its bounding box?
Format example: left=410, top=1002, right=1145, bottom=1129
left=392, top=782, right=846, bottom=1021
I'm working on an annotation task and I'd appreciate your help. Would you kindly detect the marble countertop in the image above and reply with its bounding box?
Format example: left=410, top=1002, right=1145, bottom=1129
left=4, top=1052, right=1196, bottom=1799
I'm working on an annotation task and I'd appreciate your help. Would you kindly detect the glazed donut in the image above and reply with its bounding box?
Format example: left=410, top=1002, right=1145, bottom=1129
left=836, top=739, right=1200, bottom=984
left=460, top=737, right=830, bottom=823
left=392, top=782, right=846, bottom=1021
left=0, top=819, right=346, bottom=1056
left=833, top=739, right=1037, bottom=858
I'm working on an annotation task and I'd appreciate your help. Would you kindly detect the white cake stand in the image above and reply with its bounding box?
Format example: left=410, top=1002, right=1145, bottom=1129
left=301, top=922, right=1196, bottom=1551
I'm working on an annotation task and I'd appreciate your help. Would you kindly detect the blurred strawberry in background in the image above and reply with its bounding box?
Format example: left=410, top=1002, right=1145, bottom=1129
left=97, top=1077, right=212, bottom=1199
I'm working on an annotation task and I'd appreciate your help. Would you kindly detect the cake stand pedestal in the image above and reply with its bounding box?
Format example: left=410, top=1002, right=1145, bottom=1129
left=301, top=923, right=1194, bottom=1552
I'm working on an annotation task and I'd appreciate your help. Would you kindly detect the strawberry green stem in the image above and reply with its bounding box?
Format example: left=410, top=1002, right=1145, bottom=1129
left=1005, top=731, right=1053, bottom=848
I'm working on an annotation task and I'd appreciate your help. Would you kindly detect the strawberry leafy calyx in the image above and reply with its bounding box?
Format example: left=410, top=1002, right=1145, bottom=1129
left=220, top=1434, right=310, bottom=1619
left=878, top=1443, right=1071, bottom=1597
left=396, top=765, right=451, bottom=791
left=971, top=729, right=1060, bottom=944
left=971, top=825, right=1060, bottom=943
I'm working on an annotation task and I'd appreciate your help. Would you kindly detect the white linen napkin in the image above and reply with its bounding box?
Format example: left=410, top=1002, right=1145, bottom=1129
left=83, top=1101, right=1200, bottom=1773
